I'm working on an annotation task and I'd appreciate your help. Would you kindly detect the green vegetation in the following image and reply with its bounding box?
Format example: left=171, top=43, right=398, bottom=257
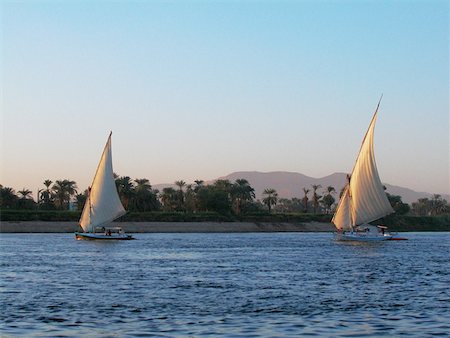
left=0, top=209, right=329, bottom=223
left=1, top=210, right=449, bottom=232
left=1, top=178, right=449, bottom=231
left=1, top=210, right=81, bottom=222
left=262, top=188, right=278, bottom=213
left=380, top=215, right=450, bottom=232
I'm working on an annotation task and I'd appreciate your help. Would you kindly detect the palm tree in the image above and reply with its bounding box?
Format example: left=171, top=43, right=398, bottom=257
left=64, top=180, right=78, bottom=204
left=135, top=178, right=152, bottom=192
left=160, top=187, right=178, bottom=211
left=175, top=180, right=186, bottom=191
left=75, top=190, right=88, bottom=211
left=302, top=188, right=310, bottom=213
left=115, top=176, right=134, bottom=210
left=214, top=179, right=232, bottom=191
left=174, top=180, right=186, bottom=211
left=52, top=181, right=65, bottom=208
left=17, top=188, right=36, bottom=209
left=321, top=186, right=336, bottom=214
left=132, top=178, right=151, bottom=211
left=0, top=186, right=18, bottom=208
left=231, top=179, right=255, bottom=214
left=131, top=178, right=160, bottom=211
left=184, top=184, right=197, bottom=212
left=311, top=184, right=322, bottom=214
left=52, top=179, right=78, bottom=210
left=386, top=193, right=410, bottom=215
left=18, top=189, right=33, bottom=199
left=262, top=188, right=278, bottom=213
left=430, top=194, right=447, bottom=216
left=276, top=198, right=292, bottom=213
left=43, top=179, right=52, bottom=190
left=193, top=180, right=204, bottom=193
left=326, top=186, right=335, bottom=195
left=194, top=180, right=204, bottom=187
left=412, top=198, right=430, bottom=216
left=39, top=179, right=54, bottom=209
left=291, top=197, right=303, bottom=213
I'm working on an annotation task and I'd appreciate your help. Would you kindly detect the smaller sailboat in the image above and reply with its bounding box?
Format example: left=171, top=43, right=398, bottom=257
left=332, top=98, right=395, bottom=242
left=75, top=132, right=134, bottom=240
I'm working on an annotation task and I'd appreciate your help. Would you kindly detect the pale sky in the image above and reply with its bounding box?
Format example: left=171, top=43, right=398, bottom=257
left=1, top=0, right=449, bottom=197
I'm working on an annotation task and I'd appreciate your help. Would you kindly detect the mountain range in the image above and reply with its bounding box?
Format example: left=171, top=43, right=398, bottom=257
left=154, top=171, right=449, bottom=205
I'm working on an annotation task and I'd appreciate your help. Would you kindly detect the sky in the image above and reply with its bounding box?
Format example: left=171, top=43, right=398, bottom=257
left=1, top=0, right=449, bottom=198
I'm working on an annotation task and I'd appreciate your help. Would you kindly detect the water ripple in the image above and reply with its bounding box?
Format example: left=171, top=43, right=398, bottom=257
left=1, top=232, right=449, bottom=337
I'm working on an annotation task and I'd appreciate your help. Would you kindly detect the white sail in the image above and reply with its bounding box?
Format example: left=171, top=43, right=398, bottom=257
left=332, top=186, right=352, bottom=231
left=332, top=102, right=394, bottom=230
left=349, top=112, right=394, bottom=225
left=79, top=133, right=126, bottom=233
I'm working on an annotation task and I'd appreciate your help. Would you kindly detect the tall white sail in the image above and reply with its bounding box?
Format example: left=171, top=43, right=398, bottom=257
left=349, top=112, right=394, bottom=225
left=79, top=133, right=126, bottom=233
left=332, top=102, right=394, bottom=231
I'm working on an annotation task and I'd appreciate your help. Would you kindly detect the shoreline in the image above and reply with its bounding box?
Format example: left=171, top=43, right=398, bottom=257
left=0, top=221, right=335, bottom=233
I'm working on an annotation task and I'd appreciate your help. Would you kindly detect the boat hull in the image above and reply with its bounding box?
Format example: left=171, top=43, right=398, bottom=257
left=75, top=232, right=135, bottom=240
left=334, top=232, right=392, bottom=242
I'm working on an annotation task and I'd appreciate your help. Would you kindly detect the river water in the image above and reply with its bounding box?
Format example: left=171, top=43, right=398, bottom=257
left=1, top=232, right=449, bottom=337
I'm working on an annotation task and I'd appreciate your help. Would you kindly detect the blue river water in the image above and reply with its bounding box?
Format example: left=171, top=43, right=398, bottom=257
left=1, top=232, right=449, bottom=337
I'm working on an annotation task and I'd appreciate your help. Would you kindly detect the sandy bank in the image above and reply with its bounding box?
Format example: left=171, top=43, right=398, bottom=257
left=0, top=221, right=335, bottom=233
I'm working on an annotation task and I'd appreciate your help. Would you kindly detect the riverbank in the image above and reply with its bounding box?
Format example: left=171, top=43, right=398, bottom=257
left=1, top=214, right=449, bottom=232
left=0, top=221, right=335, bottom=233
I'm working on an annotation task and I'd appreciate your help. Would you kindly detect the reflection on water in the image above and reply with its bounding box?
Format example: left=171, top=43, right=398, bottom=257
left=1, top=232, right=449, bottom=337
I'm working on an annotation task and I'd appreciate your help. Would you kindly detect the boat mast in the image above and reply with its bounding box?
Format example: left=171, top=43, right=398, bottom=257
left=346, top=175, right=355, bottom=231
left=88, top=186, right=93, bottom=233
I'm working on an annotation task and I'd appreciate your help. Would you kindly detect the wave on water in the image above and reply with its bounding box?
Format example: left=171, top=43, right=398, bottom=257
left=1, top=232, right=449, bottom=337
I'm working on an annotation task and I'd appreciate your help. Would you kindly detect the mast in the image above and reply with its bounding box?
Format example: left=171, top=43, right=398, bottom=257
left=88, top=186, right=92, bottom=232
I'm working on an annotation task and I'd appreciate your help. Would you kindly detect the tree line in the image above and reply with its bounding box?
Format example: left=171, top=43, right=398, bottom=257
left=1, top=176, right=449, bottom=217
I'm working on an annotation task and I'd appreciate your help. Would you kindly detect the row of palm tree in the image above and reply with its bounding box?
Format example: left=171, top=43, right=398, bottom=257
left=1, top=180, right=448, bottom=216
left=299, top=185, right=336, bottom=214
left=113, top=176, right=160, bottom=211
left=0, top=180, right=78, bottom=210
left=159, top=179, right=258, bottom=215
left=411, top=195, right=450, bottom=216
left=0, top=177, right=258, bottom=214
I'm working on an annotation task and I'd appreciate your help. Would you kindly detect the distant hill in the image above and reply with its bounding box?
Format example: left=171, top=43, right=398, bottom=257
left=218, top=171, right=449, bottom=204
left=154, top=171, right=449, bottom=205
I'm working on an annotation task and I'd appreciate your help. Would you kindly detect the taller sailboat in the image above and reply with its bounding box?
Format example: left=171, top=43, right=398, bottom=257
left=75, top=132, right=134, bottom=240
left=332, top=98, right=394, bottom=241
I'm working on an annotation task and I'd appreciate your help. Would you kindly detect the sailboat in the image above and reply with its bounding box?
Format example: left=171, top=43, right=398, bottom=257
left=75, top=132, right=134, bottom=240
left=332, top=98, right=395, bottom=241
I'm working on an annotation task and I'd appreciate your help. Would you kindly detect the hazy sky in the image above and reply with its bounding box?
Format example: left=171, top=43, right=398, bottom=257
left=1, top=0, right=449, bottom=197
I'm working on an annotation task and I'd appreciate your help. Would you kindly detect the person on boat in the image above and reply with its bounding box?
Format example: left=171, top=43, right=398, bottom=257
left=107, top=229, right=112, bottom=236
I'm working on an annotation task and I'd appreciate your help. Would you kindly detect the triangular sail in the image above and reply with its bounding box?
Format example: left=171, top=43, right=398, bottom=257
left=349, top=111, right=394, bottom=225
left=332, top=101, right=394, bottom=230
left=79, top=133, right=126, bottom=233
left=332, top=186, right=352, bottom=231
